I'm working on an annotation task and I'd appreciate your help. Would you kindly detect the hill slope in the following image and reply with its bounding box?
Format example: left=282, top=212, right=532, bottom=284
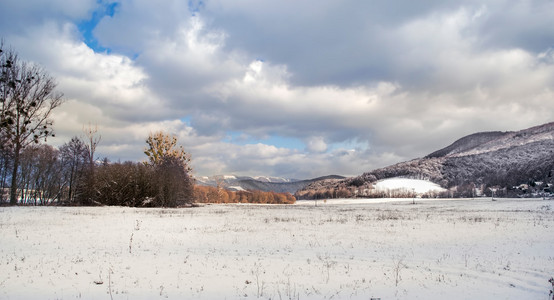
left=297, top=122, right=554, bottom=199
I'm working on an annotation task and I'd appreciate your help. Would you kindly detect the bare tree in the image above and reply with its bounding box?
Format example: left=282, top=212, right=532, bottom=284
left=83, top=123, right=101, bottom=168
left=59, top=136, right=87, bottom=204
left=28, top=144, right=62, bottom=205
left=72, top=124, right=102, bottom=205
left=0, top=42, right=64, bottom=205
left=13, top=144, right=63, bottom=205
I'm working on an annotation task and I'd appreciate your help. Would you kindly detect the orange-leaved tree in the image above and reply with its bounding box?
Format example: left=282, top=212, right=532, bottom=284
left=144, top=131, right=193, bottom=206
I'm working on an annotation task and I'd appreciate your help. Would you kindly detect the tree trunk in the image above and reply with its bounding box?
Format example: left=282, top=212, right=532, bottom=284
left=67, top=162, right=75, bottom=204
left=9, top=145, right=20, bottom=205
left=0, top=157, right=8, bottom=203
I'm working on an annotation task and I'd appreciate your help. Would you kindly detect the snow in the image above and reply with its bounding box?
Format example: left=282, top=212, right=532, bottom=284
left=252, top=176, right=291, bottom=183
left=253, top=176, right=270, bottom=182
left=227, top=185, right=246, bottom=191
left=1, top=198, right=553, bottom=299
left=295, top=197, right=461, bottom=205
left=374, top=177, right=446, bottom=194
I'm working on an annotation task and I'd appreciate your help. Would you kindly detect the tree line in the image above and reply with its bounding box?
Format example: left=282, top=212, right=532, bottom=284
left=0, top=128, right=296, bottom=206
left=0, top=128, right=194, bottom=206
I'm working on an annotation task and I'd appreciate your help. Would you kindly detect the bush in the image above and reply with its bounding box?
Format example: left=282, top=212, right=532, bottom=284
left=151, top=156, right=194, bottom=207
left=75, top=158, right=194, bottom=207
left=90, top=161, right=156, bottom=206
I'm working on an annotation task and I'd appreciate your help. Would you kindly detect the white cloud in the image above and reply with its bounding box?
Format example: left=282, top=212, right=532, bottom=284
left=1, top=0, right=553, bottom=179
left=306, top=137, right=328, bottom=153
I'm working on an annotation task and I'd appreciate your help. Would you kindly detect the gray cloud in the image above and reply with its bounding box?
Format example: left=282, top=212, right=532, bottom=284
left=0, top=0, right=95, bottom=33
left=1, top=0, right=553, bottom=179
left=472, top=1, right=554, bottom=53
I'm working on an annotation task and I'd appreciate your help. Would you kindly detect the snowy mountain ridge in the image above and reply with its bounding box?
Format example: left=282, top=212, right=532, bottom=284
left=430, top=122, right=554, bottom=159
left=195, top=174, right=295, bottom=190
left=195, top=174, right=345, bottom=193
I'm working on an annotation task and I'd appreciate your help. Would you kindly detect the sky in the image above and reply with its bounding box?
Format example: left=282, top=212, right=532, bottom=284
left=0, top=0, right=553, bottom=179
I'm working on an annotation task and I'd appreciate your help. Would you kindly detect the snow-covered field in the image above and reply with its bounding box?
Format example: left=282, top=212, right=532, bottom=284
left=1, top=198, right=553, bottom=299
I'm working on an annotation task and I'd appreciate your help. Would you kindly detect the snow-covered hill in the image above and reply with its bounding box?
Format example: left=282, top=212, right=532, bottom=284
left=297, top=122, right=554, bottom=199
left=428, top=122, right=554, bottom=158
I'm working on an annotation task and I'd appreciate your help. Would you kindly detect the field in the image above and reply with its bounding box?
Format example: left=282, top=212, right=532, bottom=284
left=1, top=198, right=553, bottom=299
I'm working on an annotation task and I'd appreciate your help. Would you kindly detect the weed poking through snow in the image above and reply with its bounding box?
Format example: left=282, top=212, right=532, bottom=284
left=393, top=257, right=407, bottom=287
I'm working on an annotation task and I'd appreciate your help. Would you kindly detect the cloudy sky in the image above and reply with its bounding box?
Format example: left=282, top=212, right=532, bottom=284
left=1, top=1, right=553, bottom=179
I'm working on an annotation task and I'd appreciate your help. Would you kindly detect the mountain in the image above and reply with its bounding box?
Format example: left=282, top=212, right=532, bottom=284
left=297, top=122, right=554, bottom=199
left=237, top=175, right=346, bottom=194
left=195, top=175, right=291, bottom=191
left=195, top=174, right=346, bottom=194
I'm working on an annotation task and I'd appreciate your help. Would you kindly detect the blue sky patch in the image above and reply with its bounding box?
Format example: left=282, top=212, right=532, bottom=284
left=188, top=0, right=205, bottom=16
left=225, top=131, right=304, bottom=150
left=78, top=1, right=120, bottom=53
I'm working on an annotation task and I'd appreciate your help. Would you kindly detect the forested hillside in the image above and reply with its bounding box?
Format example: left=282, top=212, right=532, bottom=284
left=297, top=122, right=554, bottom=199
